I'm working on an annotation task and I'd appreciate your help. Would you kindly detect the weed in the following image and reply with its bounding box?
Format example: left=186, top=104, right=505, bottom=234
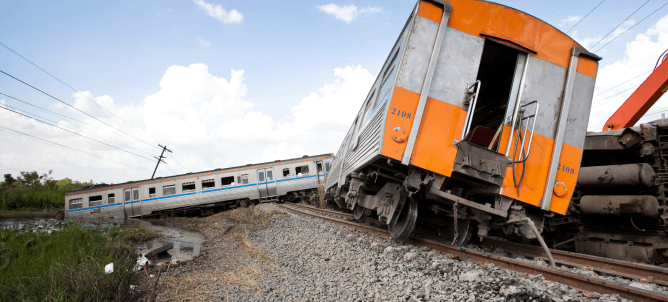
left=0, top=224, right=158, bottom=301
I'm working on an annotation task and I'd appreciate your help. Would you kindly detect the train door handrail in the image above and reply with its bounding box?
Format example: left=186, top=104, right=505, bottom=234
left=458, top=80, right=482, bottom=142
left=511, top=100, right=539, bottom=163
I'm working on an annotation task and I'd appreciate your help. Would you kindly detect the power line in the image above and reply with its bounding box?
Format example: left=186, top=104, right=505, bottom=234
left=0, top=69, right=160, bottom=150
left=0, top=105, right=157, bottom=162
left=0, top=92, right=152, bottom=151
left=590, top=0, right=649, bottom=49
left=567, top=0, right=606, bottom=34
left=0, top=41, right=156, bottom=144
left=169, top=157, right=190, bottom=173
left=547, top=0, right=568, bottom=19
left=593, top=70, right=652, bottom=97
left=593, top=2, right=668, bottom=52
left=0, top=102, right=154, bottom=157
left=592, top=84, right=641, bottom=107
left=0, top=126, right=150, bottom=172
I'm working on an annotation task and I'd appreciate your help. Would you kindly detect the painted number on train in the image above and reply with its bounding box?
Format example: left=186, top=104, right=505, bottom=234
left=391, top=108, right=412, bottom=119
left=558, top=164, right=576, bottom=174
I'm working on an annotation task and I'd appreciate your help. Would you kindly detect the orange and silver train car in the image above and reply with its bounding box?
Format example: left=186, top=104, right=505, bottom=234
left=325, top=0, right=600, bottom=242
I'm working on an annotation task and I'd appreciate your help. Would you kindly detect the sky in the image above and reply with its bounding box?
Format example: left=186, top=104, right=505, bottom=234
left=1, top=0, right=668, bottom=184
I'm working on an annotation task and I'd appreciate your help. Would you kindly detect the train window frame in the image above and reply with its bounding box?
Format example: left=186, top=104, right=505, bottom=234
left=182, top=182, right=196, bottom=193
left=163, top=184, right=176, bottom=196
left=108, top=193, right=115, bottom=204
left=89, top=195, right=102, bottom=207
left=296, top=165, right=309, bottom=175
left=258, top=171, right=265, bottom=182
left=317, top=162, right=323, bottom=173
left=69, top=198, right=83, bottom=209
left=266, top=170, right=273, bottom=181
left=325, top=162, right=331, bottom=172
left=221, top=176, right=235, bottom=187
left=149, top=187, right=156, bottom=197
left=203, top=179, right=216, bottom=189
left=124, top=190, right=131, bottom=202
left=362, top=91, right=375, bottom=123
left=283, top=168, right=290, bottom=177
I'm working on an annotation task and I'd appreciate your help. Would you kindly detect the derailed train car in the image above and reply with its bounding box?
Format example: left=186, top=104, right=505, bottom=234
left=325, top=0, right=600, bottom=245
left=65, top=154, right=332, bottom=220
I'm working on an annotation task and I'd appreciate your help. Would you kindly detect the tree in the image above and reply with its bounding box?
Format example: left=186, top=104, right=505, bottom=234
left=3, top=174, right=15, bottom=186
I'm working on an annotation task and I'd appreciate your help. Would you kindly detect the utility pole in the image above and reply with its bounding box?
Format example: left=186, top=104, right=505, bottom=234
left=151, top=144, right=172, bottom=179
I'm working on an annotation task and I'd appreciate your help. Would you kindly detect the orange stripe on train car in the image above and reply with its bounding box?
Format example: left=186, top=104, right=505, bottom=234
left=497, top=126, right=553, bottom=208
left=576, top=56, right=598, bottom=78
left=417, top=0, right=444, bottom=23
left=65, top=156, right=333, bottom=197
left=409, top=98, right=466, bottom=177
left=381, top=87, right=421, bottom=161
left=550, top=143, right=582, bottom=214
left=445, top=0, right=591, bottom=73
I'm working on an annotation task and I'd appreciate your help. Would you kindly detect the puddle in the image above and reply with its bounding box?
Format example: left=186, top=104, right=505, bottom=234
left=137, top=224, right=206, bottom=264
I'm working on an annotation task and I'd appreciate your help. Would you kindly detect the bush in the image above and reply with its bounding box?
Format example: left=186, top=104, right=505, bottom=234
left=0, top=225, right=154, bottom=301
left=0, top=171, right=89, bottom=211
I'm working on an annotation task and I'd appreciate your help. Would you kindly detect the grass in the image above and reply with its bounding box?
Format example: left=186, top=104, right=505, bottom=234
left=0, top=224, right=159, bottom=301
left=153, top=205, right=287, bottom=300
left=0, top=182, right=88, bottom=212
left=0, top=209, right=61, bottom=219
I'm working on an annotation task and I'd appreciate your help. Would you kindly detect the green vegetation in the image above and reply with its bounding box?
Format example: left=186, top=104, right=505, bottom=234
left=0, top=224, right=159, bottom=301
left=0, top=171, right=90, bottom=214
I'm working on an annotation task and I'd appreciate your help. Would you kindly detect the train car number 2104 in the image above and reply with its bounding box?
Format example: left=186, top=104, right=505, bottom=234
left=391, top=108, right=412, bottom=120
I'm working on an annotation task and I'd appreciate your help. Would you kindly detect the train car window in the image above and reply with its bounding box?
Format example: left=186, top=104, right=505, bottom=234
left=258, top=172, right=265, bottom=182
left=124, top=190, right=131, bottom=202
left=325, top=162, right=331, bottom=172
left=317, top=162, right=323, bottom=173
left=182, top=182, right=196, bottom=193
left=240, top=174, right=249, bottom=184
left=296, top=165, right=309, bottom=175
left=163, top=185, right=176, bottom=196
left=283, top=168, right=290, bottom=177
left=108, top=193, right=115, bottom=204
left=203, top=179, right=216, bottom=189
left=69, top=198, right=82, bottom=209
left=266, top=170, right=273, bottom=181
left=221, top=176, right=234, bottom=187
left=133, top=190, right=139, bottom=200
left=89, top=195, right=102, bottom=207
left=149, top=187, right=156, bottom=197
left=362, top=93, right=374, bottom=123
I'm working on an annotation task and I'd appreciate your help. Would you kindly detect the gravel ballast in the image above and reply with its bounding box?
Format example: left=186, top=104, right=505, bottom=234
left=211, top=203, right=630, bottom=302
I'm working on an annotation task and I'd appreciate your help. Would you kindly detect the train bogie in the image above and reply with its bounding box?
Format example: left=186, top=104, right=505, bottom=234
left=65, top=155, right=332, bottom=220
left=326, top=0, right=601, bottom=245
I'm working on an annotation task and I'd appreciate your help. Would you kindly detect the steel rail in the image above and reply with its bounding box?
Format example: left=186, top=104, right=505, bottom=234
left=278, top=203, right=668, bottom=302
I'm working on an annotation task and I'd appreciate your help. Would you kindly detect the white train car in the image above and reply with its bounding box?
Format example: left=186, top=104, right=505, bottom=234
left=65, top=154, right=333, bottom=220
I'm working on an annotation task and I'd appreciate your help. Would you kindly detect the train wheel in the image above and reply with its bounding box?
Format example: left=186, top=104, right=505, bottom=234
left=441, top=218, right=473, bottom=246
left=239, top=200, right=248, bottom=208
left=353, top=204, right=370, bottom=222
left=388, top=198, right=418, bottom=240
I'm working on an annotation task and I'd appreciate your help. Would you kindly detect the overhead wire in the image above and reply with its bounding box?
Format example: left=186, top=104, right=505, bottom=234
left=0, top=92, right=154, bottom=152
left=0, top=126, right=150, bottom=172
left=0, top=41, right=157, bottom=145
left=567, top=0, right=606, bottom=34
left=0, top=102, right=154, bottom=157
left=590, top=0, right=649, bottom=49
left=0, top=69, right=160, bottom=150
left=0, top=105, right=157, bottom=162
left=592, top=85, right=641, bottom=107
left=593, top=2, right=668, bottom=52
left=547, top=0, right=568, bottom=19
left=593, top=70, right=652, bottom=97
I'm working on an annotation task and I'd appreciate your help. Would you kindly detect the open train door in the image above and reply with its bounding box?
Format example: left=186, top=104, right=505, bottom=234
left=315, top=160, right=326, bottom=184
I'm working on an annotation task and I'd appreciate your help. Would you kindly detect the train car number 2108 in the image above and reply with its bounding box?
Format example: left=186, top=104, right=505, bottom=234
left=391, top=108, right=412, bottom=120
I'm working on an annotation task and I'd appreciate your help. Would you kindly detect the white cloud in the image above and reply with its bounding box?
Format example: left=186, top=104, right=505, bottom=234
left=317, top=3, right=383, bottom=23
left=0, top=63, right=375, bottom=184
left=192, top=0, right=243, bottom=23
left=588, top=14, right=668, bottom=131
left=561, top=15, right=582, bottom=24
left=196, top=37, right=211, bottom=46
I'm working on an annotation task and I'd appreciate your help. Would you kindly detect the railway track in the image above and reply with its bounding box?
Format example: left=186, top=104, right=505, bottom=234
left=279, top=203, right=668, bottom=302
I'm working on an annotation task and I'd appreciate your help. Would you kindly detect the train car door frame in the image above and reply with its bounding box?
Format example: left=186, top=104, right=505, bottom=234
left=315, top=160, right=325, bottom=184
left=123, top=187, right=141, bottom=218
left=257, top=168, right=277, bottom=199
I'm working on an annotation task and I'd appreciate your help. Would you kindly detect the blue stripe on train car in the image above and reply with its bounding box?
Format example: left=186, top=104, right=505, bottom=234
left=66, top=173, right=327, bottom=213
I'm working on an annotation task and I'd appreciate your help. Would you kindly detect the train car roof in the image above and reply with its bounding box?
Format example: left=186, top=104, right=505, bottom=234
left=66, top=153, right=333, bottom=196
